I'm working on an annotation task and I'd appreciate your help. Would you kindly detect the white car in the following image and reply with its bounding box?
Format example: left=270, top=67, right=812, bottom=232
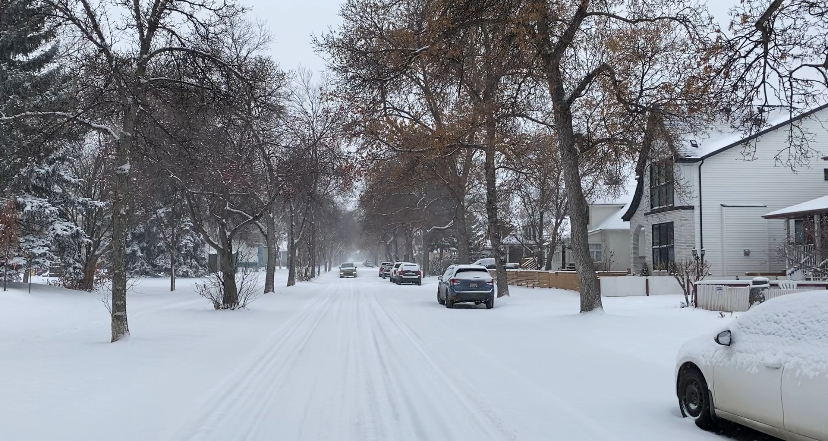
left=472, top=257, right=519, bottom=269
left=675, top=291, right=828, bottom=441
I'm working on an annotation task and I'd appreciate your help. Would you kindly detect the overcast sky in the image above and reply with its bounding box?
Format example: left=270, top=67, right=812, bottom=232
left=242, top=0, right=739, bottom=74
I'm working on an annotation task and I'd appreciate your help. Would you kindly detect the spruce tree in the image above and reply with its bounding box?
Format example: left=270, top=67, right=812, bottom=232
left=0, top=0, right=70, bottom=194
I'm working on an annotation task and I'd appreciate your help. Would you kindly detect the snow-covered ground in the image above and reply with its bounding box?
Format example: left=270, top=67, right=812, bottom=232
left=0, top=270, right=772, bottom=440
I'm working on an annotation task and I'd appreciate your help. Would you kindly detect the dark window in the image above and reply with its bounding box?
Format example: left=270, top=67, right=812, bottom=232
left=649, top=158, right=675, bottom=209
left=652, top=222, right=675, bottom=270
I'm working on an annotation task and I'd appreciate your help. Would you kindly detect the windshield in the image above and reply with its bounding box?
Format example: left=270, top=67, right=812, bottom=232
left=455, top=267, right=489, bottom=275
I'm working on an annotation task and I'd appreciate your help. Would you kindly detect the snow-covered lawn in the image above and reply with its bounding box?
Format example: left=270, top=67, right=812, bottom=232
left=0, top=270, right=769, bottom=440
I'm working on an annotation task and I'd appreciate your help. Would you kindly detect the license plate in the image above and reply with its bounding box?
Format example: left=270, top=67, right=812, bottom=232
left=469, top=283, right=477, bottom=288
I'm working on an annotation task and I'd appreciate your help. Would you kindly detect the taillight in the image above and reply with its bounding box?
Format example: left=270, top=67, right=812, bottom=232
left=450, top=278, right=460, bottom=285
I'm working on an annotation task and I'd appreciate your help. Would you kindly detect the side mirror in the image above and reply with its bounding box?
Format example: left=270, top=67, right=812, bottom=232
left=715, top=330, right=732, bottom=346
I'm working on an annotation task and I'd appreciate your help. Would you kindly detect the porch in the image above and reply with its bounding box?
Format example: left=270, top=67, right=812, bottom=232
left=763, top=195, right=828, bottom=280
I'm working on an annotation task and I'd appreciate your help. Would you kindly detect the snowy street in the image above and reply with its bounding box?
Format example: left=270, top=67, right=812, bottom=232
left=1, top=271, right=768, bottom=441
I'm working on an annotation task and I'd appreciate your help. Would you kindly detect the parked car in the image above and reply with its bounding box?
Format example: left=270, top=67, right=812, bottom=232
left=339, top=262, right=357, bottom=278
left=472, top=257, right=520, bottom=269
left=389, top=262, right=405, bottom=283
left=437, top=264, right=495, bottom=309
left=395, top=263, right=422, bottom=285
left=379, top=262, right=393, bottom=278
left=675, top=291, right=828, bottom=441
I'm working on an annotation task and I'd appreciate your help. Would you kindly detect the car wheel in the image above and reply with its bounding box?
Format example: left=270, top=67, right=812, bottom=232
left=678, top=366, right=716, bottom=430
left=485, top=298, right=493, bottom=309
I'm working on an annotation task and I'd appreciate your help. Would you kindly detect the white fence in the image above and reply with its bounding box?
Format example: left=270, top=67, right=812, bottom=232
left=695, top=281, right=828, bottom=312
left=600, top=276, right=682, bottom=297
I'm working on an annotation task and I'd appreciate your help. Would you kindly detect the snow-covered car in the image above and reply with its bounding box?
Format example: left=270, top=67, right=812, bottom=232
left=437, top=264, right=494, bottom=309
left=389, top=262, right=404, bottom=283
left=471, top=257, right=520, bottom=269
left=379, top=262, right=393, bottom=278
left=395, top=263, right=422, bottom=285
left=338, top=263, right=357, bottom=278
left=675, top=291, right=828, bottom=441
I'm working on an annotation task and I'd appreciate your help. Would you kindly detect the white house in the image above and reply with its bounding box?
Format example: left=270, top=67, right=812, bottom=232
left=587, top=203, right=631, bottom=272
left=623, top=105, right=828, bottom=277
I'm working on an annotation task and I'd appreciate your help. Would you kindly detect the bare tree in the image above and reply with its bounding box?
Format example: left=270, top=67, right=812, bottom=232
left=670, top=258, right=712, bottom=307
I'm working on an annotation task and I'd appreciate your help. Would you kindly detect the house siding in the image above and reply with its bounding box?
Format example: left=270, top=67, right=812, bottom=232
left=691, top=113, right=828, bottom=276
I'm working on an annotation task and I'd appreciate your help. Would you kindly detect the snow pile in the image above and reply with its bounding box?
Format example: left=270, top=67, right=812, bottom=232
left=714, top=291, right=828, bottom=378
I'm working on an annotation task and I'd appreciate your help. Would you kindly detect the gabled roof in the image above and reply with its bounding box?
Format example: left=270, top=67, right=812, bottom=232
left=677, top=104, right=828, bottom=163
left=590, top=202, right=631, bottom=233
left=621, top=177, right=644, bottom=222
left=763, top=195, right=828, bottom=219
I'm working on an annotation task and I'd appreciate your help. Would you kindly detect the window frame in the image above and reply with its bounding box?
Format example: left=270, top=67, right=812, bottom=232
left=649, top=158, right=675, bottom=209
left=652, top=222, right=675, bottom=271
left=588, top=243, right=603, bottom=263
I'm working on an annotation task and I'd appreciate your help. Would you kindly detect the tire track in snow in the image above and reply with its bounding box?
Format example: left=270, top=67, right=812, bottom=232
left=368, top=292, right=520, bottom=441
left=164, top=289, right=335, bottom=441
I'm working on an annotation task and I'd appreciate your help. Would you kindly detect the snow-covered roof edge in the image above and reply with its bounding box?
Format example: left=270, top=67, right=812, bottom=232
left=763, top=195, right=828, bottom=219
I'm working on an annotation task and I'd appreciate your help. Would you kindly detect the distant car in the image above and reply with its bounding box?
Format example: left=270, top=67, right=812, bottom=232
left=675, top=291, right=828, bottom=440
left=395, top=263, right=422, bottom=285
left=379, top=262, right=393, bottom=278
left=437, top=264, right=494, bottom=309
left=339, top=262, right=357, bottom=278
left=472, top=257, right=520, bottom=269
left=389, top=262, right=405, bottom=283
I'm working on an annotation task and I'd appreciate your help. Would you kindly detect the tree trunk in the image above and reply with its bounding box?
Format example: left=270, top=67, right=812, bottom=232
left=422, top=231, right=431, bottom=276
left=110, top=104, right=138, bottom=342
left=551, top=88, right=602, bottom=312
left=545, top=241, right=557, bottom=271
left=454, top=202, right=471, bottom=263
left=170, top=254, right=176, bottom=291
left=264, top=211, right=276, bottom=293
left=483, top=118, right=509, bottom=297
left=287, top=202, right=296, bottom=287
left=217, top=247, right=238, bottom=308
left=308, top=207, right=316, bottom=280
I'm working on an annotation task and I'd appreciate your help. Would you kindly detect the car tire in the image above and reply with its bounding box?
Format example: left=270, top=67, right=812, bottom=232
left=678, top=366, right=716, bottom=430
left=485, top=298, right=493, bottom=309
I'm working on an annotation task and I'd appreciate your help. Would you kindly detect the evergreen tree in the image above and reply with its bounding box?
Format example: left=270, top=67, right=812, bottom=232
left=0, top=0, right=71, bottom=194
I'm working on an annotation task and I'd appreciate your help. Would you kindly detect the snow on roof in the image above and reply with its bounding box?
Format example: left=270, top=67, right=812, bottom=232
left=589, top=202, right=631, bottom=233
left=763, top=195, right=828, bottom=219
left=678, top=107, right=810, bottom=159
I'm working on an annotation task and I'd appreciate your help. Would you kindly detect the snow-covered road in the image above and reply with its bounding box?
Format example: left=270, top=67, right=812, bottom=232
left=1, top=270, right=772, bottom=440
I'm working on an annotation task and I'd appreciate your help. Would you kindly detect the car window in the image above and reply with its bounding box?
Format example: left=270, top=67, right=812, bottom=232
left=455, top=267, right=489, bottom=275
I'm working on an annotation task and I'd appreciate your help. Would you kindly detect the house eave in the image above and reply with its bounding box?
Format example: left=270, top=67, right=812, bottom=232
left=676, top=103, right=828, bottom=163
